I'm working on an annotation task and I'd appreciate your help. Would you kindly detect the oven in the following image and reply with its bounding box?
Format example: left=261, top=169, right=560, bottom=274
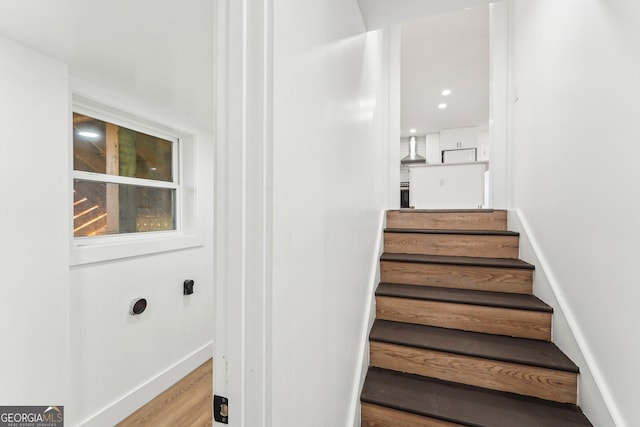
left=400, top=182, right=410, bottom=208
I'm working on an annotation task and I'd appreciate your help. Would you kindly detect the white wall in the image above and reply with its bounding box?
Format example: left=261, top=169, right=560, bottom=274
left=426, top=133, right=441, bottom=164
left=0, top=0, right=214, bottom=133
left=358, top=0, right=492, bottom=31
left=271, top=0, right=389, bottom=424
left=509, top=1, right=640, bottom=425
left=67, top=82, right=214, bottom=426
left=410, top=163, right=487, bottom=209
left=0, top=32, right=214, bottom=426
left=489, top=1, right=509, bottom=208
left=69, top=241, right=214, bottom=426
left=0, top=35, right=70, bottom=407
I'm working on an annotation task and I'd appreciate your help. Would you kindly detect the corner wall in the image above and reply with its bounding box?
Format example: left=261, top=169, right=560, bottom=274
left=508, top=1, right=640, bottom=425
left=0, top=33, right=214, bottom=426
left=271, top=1, right=391, bottom=424
left=0, top=34, right=70, bottom=407
left=67, top=83, right=215, bottom=426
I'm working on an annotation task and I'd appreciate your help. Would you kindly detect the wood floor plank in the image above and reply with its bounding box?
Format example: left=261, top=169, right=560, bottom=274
left=117, top=359, right=212, bottom=427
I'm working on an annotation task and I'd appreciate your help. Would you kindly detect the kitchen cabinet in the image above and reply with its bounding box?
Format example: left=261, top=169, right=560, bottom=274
left=409, top=161, right=488, bottom=209
left=439, top=127, right=478, bottom=151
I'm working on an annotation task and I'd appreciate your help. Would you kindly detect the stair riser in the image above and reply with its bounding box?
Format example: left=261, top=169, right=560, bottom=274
left=361, top=403, right=462, bottom=427
left=370, top=342, right=577, bottom=404
left=386, top=210, right=507, bottom=231
left=380, top=261, right=532, bottom=294
left=384, top=233, right=520, bottom=259
left=376, top=296, right=551, bottom=340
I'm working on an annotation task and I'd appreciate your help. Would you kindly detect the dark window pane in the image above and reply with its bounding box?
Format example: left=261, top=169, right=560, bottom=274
left=73, top=113, right=173, bottom=182
left=74, top=180, right=175, bottom=237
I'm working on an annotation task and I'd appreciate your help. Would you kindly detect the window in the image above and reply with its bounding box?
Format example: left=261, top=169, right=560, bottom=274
left=72, top=112, right=179, bottom=238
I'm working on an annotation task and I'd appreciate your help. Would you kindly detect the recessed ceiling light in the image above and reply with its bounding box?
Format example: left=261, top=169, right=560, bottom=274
left=442, top=89, right=452, bottom=96
left=78, top=131, right=100, bottom=138
left=409, top=129, right=416, bottom=134
left=438, top=103, right=448, bottom=109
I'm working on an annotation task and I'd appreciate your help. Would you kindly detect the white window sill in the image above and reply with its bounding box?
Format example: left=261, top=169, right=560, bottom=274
left=70, top=233, right=204, bottom=266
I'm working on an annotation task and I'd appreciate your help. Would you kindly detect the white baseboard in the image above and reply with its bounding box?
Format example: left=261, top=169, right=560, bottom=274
left=509, top=210, right=621, bottom=427
left=77, top=342, right=213, bottom=427
left=346, top=209, right=385, bottom=427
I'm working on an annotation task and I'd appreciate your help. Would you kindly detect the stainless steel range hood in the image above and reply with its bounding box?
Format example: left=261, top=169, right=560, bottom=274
left=401, top=136, right=426, bottom=164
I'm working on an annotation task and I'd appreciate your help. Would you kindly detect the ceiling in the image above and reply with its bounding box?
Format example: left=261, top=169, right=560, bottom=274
left=400, top=6, right=490, bottom=137
left=0, top=0, right=214, bottom=131
left=0, top=1, right=487, bottom=136
left=357, top=0, right=491, bottom=138
left=358, top=0, right=492, bottom=31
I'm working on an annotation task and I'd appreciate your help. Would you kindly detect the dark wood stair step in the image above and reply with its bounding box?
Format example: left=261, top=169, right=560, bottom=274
left=376, top=285, right=551, bottom=340
left=385, top=228, right=519, bottom=236
left=370, top=320, right=578, bottom=373
left=381, top=252, right=535, bottom=270
left=361, top=367, right=592, bottom=427
left=377, top=283, right=552, bottom=313
left=393, top=209, right=499, bottom=213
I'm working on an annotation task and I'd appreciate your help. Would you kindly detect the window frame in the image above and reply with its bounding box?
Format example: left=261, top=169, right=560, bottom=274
left=70, top=93, right=202, bottom=266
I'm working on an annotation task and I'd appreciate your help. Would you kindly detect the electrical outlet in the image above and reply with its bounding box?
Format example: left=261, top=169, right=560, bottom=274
left=183, top=279, right=195, bottom=295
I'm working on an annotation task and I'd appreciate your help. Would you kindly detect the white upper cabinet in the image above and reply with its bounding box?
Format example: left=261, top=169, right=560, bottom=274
left=439, top=127, right=479, bottom=151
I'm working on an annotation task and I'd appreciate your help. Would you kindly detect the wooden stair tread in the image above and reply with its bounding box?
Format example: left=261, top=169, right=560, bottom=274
left=390, top=209, right=500, bottom=213
left=381, top=252, right=535, bottom=270
left=377, top=283, right=552, bottom=313
left=370, top=320, right=578, bottom=373
left=361, top=368, right=592, bottom=427
left=385, top=228, right=519, bottom=236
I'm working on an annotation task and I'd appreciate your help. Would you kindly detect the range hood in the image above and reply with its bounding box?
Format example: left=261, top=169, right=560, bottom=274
left=401, top=136, right=426, bottom=164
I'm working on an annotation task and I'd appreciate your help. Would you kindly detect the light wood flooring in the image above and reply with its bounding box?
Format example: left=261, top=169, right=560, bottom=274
left=117, top=359, right=213, bottom=427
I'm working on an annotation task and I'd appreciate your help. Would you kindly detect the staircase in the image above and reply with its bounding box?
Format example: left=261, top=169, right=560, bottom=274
left=360, top=209, right=592, bottom=427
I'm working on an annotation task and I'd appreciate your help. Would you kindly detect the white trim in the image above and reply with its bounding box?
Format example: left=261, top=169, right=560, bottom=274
left=488, top=0, right=510, bottom=209
left=76, top=342, right=213, bottom=427
left=70, top=234, right=203, bottom=266
left=71, top=91, right=191, bottom=139
left=73, top=101, right=179, bottom=145
left=509, top=209, right=622, bottom=427
left=70, top=91, right=202, bottom=265
left=386, top=26, right=401, bottom=210
left=73, top=171, right=179, bottom=189
left=347, top=209, right=385, bottom=427
left=213, top=0, right=273, bottom=426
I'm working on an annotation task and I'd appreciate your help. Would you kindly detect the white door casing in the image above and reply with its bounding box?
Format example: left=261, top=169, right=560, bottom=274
left=213, top=0, right=273, bottom=426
